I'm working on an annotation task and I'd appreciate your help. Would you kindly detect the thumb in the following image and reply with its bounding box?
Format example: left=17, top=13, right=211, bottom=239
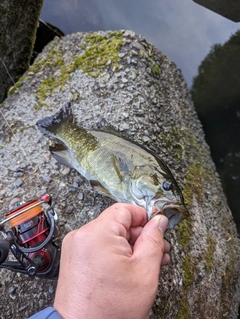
left=133, top=215, right=169, bottom=266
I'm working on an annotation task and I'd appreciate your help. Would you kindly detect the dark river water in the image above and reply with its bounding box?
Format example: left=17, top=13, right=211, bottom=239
left=41, top=0, right=240, bottom=232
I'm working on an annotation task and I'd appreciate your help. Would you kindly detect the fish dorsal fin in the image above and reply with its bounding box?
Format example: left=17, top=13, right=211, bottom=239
left=89, top=180, right=112, bottom=196
left=92, top=119, right=131, bottom=141
left=49, top=143, right=74, bottom=168
left=111, top=154, right=129, bottom=182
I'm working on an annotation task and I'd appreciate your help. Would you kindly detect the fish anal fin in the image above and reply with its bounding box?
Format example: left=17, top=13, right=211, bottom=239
left=90, top=180, right=111, bottom=196
left=49, top=143, right=74, bottom=168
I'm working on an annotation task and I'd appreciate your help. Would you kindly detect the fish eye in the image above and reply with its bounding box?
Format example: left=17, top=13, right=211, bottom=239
left=162, top=181, right=172, bottom=191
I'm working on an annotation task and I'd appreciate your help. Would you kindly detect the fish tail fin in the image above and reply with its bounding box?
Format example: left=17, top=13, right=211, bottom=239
left=36, top=102, right=73, bottom=137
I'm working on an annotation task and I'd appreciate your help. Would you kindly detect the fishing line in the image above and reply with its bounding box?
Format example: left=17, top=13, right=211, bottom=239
left=0, top=57, right=16, bottom=86
left=0, top=57, right=44, bottom=188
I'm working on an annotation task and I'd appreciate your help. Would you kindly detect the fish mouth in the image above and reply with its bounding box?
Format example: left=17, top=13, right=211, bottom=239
left=151, top=201, right=189, bottom=229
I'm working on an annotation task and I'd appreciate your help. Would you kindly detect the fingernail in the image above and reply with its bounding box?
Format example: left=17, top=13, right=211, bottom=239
left=159, top=215, right=168, bottom=234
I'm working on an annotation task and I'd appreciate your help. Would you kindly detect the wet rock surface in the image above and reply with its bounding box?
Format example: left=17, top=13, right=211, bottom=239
left=0, top=30, right=239, bottom=318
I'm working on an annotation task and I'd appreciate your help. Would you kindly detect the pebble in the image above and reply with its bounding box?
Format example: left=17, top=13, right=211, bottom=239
left=118, top=52, right=125, bottom=58
left=59, top=182, right=66, bottom=188
left=143, top=136, right=150, bottom=143
left=0, top=189, right=6, bottom=196
left=19, top=304, right=28, bottom=311
left=124, top=30, right=136, bottom=37
left=9, top=294, right=16, bottom=300
left=9, top=286, right=17, bottom=295
left=14, top=178, right=23, bottom=187
left=131, top=49, right=138, bottom=56
left=73, top=181, right=78, bottom=188
left=9, top=287, right=17, bottom=299
left=13, top=165, right=20, bottom=172
left=41, top=189, right=47, bottom=196
left=10, top=198, right=21, bottom=207
left=42, top=175, right=51, bottom=183
left=62, top=167, right=71, bottom=175
left=44, top=153, right=51, bottom=162
left=65, top=224, right=73, bottom=233
left=48, top=286, right=54, bottom=294
left=65, top=206, right=74, bottom=214
left=121, top=123, right=130, bottom=130
left=132, top=41, right=145, bottom=51
left=13, top=172, right=23, bottom=177
left=129, top=71, right=137, bottom=80
left=69, top=187, right=77, bottom=193
left=78, top=192, right=84, bottom=200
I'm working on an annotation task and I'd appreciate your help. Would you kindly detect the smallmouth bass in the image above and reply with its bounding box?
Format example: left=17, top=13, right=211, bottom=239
left=37, top=103, right=189, bottom=228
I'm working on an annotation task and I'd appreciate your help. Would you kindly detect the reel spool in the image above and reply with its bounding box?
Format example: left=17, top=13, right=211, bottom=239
left=0, top=194, right=60, bottom=277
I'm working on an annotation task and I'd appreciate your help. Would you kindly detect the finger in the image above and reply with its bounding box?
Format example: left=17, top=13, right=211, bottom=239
left=127, top=227, right=170, bottom=251
left=161, top=253, right=170, bottom=266
left=133, top=215, right=169, bottom=269
left=163, top=239, right=170, bottom=254
left=127, top=226, right=144, bottom=245
left=98, top=203, right=147, bottom=236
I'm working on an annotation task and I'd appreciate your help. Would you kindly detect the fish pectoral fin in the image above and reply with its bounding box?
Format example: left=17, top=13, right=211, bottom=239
left=89, top=180, right=112, bottom=196
left=49, top=144, right=74, bottom=168
left=111, top=154, right=129, bottom=182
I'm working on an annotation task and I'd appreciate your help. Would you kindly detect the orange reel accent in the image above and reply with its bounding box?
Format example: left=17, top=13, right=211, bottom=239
left=8, top=200, right=42, bottom=227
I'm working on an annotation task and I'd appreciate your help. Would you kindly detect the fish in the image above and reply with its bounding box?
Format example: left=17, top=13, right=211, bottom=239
left=36, top=102, right=189, bottom=228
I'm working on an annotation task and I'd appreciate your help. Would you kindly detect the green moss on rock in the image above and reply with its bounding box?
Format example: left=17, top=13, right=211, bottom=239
left=162, top=128, right=183, bottom=160
left=205, top=233, right=216, bottom=272
left=182, top=255, right=196, bottom=289
left=178, top=218, right=193, bottom=250
left=19, top=126, right=31, bottom=133
left=30, top=48, right=64, bottom=74
left=176, top=254, right=198, bottom=319
left=151, top=64, right=162, bottom=77
left=183, top=162, right=214, bottom=206
left=34, top=31, right=123, bottom=108
left=176, top=296, right=191, bottom=319
left=74, top=31, right=123, bottom=76
left=176, top=216, right=195, bottom=319
left=220, top=239, right=239, bottom=316
left=7, top=75, right=24, bottom=96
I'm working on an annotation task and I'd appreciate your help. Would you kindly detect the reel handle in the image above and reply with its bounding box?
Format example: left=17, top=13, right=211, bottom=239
left=0, top=239, right=10, bottom=264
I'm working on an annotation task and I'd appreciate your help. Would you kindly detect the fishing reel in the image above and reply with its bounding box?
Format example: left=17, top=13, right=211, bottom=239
left=0, top=194, right=60, bottom=278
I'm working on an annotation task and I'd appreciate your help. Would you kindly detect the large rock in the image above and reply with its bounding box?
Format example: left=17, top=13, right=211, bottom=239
left=0, top=30, right=239, bottom=319
left=0, top=0, right=44, bottom=103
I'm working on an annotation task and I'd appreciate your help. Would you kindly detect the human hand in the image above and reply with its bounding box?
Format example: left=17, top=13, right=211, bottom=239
left=54, top=203, right=170, bottom=319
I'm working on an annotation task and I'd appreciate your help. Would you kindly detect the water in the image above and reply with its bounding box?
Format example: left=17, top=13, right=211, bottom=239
left=41, top=0, right=240, bottom=231
left=41, top=0, right=240, bottom=86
